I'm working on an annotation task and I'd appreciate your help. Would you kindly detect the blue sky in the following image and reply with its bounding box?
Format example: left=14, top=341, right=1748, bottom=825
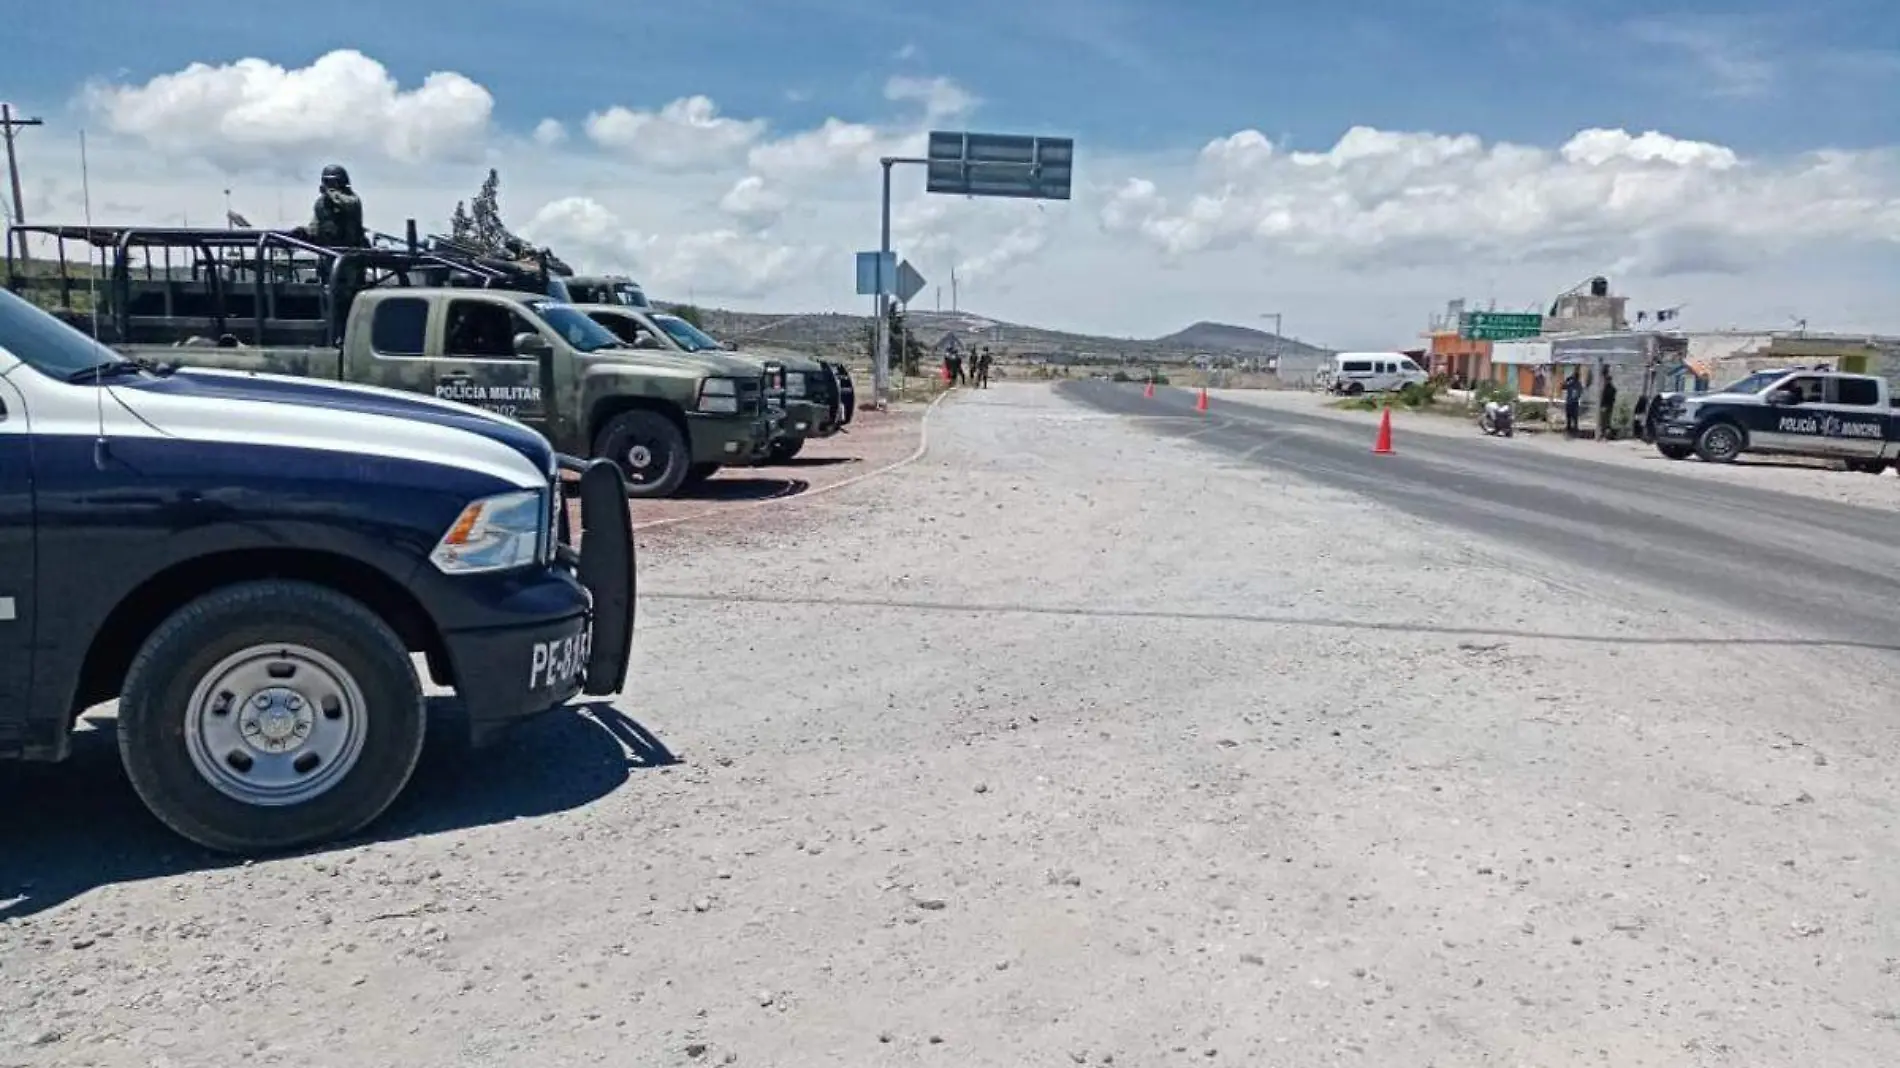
left=14, top=0, right=1898, bottom=157
left=6, top=1, right=1899, bottom=345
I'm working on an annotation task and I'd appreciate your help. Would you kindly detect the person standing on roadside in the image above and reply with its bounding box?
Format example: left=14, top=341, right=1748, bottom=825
left=976, top=347, right=993, bottom=388
left=1597, top=369, right=1618, bottom=441
left=1562, top=370, right=1583, bottom=438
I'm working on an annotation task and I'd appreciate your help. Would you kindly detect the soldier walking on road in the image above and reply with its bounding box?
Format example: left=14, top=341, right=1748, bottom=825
left=975, top=348, right=992, bottom=388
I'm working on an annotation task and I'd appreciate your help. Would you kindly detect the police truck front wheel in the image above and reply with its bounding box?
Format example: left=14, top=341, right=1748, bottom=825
left=117, top=580, right=426, bottom=855
left=1694, top=423, right=1744, bottom=463
left=768, top=437, right=806, bottom=463
left=594, top=410, right=691, bottom=498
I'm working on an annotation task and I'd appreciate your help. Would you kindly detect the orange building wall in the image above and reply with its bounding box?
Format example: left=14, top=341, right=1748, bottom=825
left=1427, top=332, right=1494, bottom=383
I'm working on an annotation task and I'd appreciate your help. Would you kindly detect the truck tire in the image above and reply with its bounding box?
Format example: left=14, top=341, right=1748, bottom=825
left=593, top=410, right=691, bottom=499
left=1694, top=422, right=1745, bottom=463
left=117, top=580, right=425, bottom=855
left=1846, top=459, right=1889, bottom=475
left=1656, top=442, right=1694, bottom=461
left=767, top=437, right=806, bottom=463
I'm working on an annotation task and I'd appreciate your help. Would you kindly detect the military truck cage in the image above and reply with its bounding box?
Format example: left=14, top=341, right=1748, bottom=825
left=4, top=223, right=571, bottom=350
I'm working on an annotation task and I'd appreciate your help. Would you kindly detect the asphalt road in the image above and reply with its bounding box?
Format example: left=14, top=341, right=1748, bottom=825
left=1058, top=381, right=1900, bottom=653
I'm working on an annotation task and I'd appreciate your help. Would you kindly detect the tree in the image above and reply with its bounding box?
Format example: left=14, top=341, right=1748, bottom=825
left=470, top=168, right=512, bottom=253
left=885, top=304, right=922, bottom=377
left=448, top=201, right=475, bottom=243
left=672, top=304, right=706, bottom=330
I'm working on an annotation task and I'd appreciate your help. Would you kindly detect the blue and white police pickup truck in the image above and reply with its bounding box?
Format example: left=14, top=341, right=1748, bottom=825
left=0, top=286, right=635, bottom=854
left=1653, top=367, right=1900, bottom=473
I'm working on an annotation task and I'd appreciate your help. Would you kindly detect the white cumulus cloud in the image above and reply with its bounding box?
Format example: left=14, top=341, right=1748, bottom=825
left=82, top=49, right=493, bottom=170
left=718, top=176, right=788, bottom=229
left=883, top=75, right=978, bottom=122
left=584, top=96, right=766, bottom=170
left=532, top=119, right=567, bottom=147
left=522, top=195, right=820, bottom=300
left=1103, top=124, right=1900, bottom=274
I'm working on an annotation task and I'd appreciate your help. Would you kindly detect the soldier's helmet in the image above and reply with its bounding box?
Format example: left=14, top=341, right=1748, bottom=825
left=320, top=163, right=351, bottom=189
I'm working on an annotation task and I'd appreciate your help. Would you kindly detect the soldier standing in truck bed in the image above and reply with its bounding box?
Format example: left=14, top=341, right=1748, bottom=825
left=290, top=164, right=369, bottom=343
left=293, top=164, right=368, bottom=248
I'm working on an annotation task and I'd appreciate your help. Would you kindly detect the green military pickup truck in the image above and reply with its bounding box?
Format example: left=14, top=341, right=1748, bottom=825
left=580, top=303, right=855, bottom=463
left=6, top=225, right=774, bottom=498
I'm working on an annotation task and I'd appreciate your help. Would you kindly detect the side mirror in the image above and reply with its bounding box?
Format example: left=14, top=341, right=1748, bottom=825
left=633, top=334, right=661, bottom=350
left=1767, top=389, right=1798, bottom=406
left=513, top=331, right=552, bottom=358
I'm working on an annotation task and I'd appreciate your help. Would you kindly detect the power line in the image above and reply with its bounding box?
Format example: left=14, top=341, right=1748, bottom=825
left=2, top=103, right=45, bottom=228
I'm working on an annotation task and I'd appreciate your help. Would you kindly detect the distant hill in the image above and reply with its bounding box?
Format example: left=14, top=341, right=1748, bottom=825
left=678, top=305, right=1333, bottom=366
left=1155, top=321, right=1329, bottom=358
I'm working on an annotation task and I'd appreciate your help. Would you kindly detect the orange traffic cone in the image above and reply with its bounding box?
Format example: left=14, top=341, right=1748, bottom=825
left=1143, top=380, right=1155, bottom=399
left=1373, top=407, right=1395, bottom=454
left=1195, top=387, right=1209, bottom=413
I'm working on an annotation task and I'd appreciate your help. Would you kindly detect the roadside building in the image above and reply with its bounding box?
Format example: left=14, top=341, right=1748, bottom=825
left=1270, top=349, right=1331, bottom=388
left=1423, top=300, right=1493, bottom=385
left=1491, top=340, right=1554, bottom=397
left=1544, top=277, right=1629, bottom=334
left=1678, top=331, right=1900, bottom=389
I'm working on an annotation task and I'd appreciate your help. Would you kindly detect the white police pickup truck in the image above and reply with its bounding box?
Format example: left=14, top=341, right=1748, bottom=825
left=1652, top=367, right=1900, bottom=473
left=0, top=286, right=635, bottom=853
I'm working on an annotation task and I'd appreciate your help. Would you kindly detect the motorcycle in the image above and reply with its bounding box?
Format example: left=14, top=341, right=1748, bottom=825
left=1478, top=399, right=1515, bottom=438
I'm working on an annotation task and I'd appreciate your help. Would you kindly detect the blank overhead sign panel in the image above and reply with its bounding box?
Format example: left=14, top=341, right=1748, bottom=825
left=926, top=131, right=1074, bottom=200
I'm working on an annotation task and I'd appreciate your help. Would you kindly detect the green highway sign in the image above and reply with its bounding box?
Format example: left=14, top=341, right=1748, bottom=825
left=1460, top=311, right=1543, bottom=341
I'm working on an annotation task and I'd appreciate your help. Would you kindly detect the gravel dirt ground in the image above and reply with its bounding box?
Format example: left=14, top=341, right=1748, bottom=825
left=7, top=382, right=1900, bottom=1067
left=623, top=403, right=930, bottom=542
left=1206, top=386, right=1900, bottom=513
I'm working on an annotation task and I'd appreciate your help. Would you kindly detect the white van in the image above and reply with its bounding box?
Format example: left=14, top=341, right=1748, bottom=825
left=1329, top=352, right=1428, bottom=395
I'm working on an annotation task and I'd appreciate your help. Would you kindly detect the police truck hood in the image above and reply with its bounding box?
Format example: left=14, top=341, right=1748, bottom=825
left=110, top=367, right=552, bottom=489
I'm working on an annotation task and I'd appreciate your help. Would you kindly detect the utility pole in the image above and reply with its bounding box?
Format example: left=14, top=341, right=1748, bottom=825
left=1260, top=312, right=1283, bottom=374
left=2, top=104, right=45, bottom=228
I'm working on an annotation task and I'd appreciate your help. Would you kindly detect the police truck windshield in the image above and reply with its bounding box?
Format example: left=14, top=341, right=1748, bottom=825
left=652, top=314, right=722, bottom=353
left=530, top=301, right=624, bottom=353
left=0, top=287, right=135, bottom=380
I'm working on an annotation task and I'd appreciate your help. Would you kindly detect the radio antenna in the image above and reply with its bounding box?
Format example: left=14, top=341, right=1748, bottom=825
left=80, top=128, right=108, bottom=453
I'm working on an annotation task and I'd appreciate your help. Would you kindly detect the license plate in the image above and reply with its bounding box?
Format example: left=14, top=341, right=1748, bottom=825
left=528, top=626, right=593, bottom=694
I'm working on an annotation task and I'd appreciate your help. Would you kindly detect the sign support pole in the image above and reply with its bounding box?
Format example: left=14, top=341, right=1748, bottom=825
left=873, top=156, right=928, bottom=409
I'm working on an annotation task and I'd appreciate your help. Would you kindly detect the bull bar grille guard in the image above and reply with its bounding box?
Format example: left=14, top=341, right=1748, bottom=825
left=553, top=454, right=636, bottom=696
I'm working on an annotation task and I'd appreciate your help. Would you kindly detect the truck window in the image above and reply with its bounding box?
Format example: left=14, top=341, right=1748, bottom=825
left=1343, top=361, right=1372, bottom=373
left=1832, top=378, right=1881, bottom=406
left=1784, top=376, right=1824, bottom=403
left=587, top=312, right=639, bottom=346
left=371, top=297, right=429, bottom=357
left=445, top=300, right=538, bottom=359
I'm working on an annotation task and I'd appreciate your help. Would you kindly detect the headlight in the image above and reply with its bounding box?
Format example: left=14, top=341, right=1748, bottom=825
left=430, top=489, right=545, bottom=574
left=784, top=371, right=808, bottom=398
left=696, top=376, right=741, bottom=414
